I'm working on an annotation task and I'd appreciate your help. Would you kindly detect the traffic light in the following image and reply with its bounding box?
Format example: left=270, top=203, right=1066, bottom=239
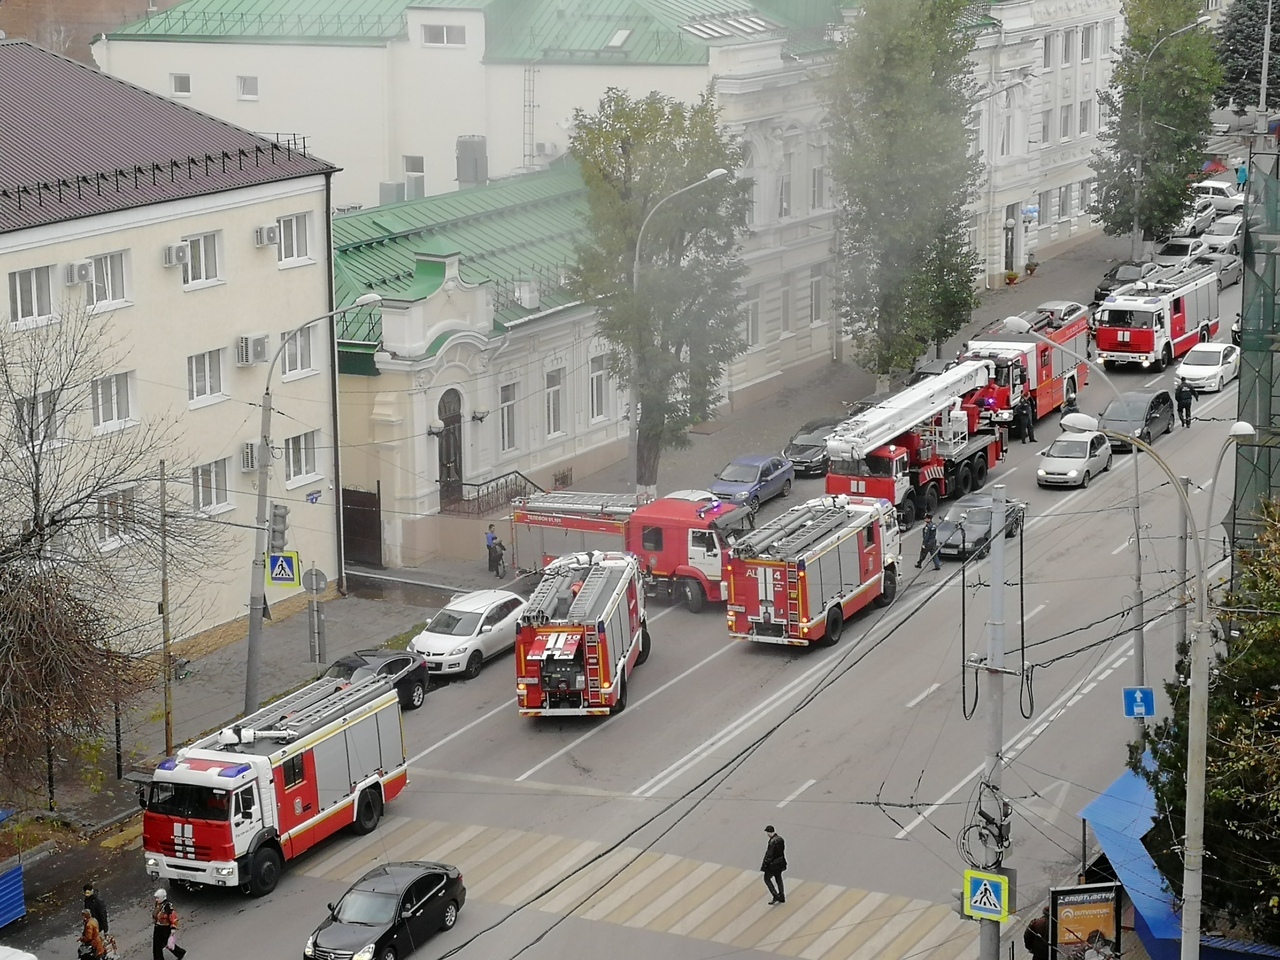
left=951, top=889, right=973, bottom=920
left=997, top=799, right=1013, bottom=848
left=269, top=503, right=290, bottom=551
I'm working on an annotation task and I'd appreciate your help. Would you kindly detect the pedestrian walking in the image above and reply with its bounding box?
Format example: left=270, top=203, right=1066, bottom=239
left=485, top=523, right=500, bottom=577
left=761, top=825, right=787, bottom=904
left=1024, top=905, right=1051, bottom=960
left=1017, top=398, right=1037, bottom=443
left=1238, top=162, right=1248, bottom=193
left=83, top=882, right=109, bottom=934
left=79, top=909, right=106, bottom=959
left=916, top=514, right=942, bottom=571
left=1176, top=377, right=1198, bottom=428
left=152, top=890, right=186, bottom=960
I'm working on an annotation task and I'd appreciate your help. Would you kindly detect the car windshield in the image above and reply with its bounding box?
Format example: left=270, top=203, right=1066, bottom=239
left=1103, top=397, right=1147, bottom=419
left=718, top=463, right=760, bottom=483
left=1182, top=351, right=1221, bottom=367
left=1046, top=438, right=1090, bottom=459
left=426, top=608, right=482, bottom=637
left=1160, top=241, right=1192, bottom=255
left=147, top=782, right=231, bottom=821
left=955, top=506, right=990, bottom=524
left=1206, top=220, right=1237, bottom=236
left=1098, top=308, right=1156, bottom=329
left=1113, top=264, right=1145, bottom=281
left=334, top=889, right=398, bottom=926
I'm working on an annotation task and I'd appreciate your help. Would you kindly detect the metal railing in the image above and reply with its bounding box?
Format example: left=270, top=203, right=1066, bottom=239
left=440, top=471, right=544, bottom=517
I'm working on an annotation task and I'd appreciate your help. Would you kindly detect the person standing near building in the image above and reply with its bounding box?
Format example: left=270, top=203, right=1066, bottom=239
left=485, top=523, right=499, bottom=576
left=761, top=825, right=787, bottom=904
left=1024, top=905, right=1051, bottom=960
left=1238, top=161, right=1248, bottom=194
left=83, top=882, right=108, bottom=935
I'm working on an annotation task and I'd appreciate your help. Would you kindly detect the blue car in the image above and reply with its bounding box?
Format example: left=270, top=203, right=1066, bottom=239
left=710, top=454, right=794, bottom=515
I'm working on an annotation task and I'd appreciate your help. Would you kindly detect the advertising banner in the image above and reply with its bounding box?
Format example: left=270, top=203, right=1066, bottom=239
left=1050, top=882, right=1122, bottom=960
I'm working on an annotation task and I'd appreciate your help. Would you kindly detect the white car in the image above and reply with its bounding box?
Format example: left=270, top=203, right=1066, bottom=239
left=1173, top=196, right=1217, bottom=237
left=1036, top=431, right=1113, bottom=488
left=1154, top=237, right=1207, bottom=267
left=408, top=589, right=526, bottom=679
left=1201, top=214, right=1243, bottom=254
left=1175, top=342, right=1241, bottom=392
left=1193, top=179, right=1244, bottom=214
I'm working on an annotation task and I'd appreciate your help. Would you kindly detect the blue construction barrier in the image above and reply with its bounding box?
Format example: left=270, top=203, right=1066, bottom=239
left=0, top=862, right=25, bottom=928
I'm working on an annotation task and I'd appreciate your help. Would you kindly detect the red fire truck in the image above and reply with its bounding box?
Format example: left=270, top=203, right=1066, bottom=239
left=962, top=303, right=1092, bottom=422
left=515, top=551, right=650, bottom=717
left=726, top=494, right=901, bottom=646
left=141, top=676, right=407, bottom=897
left=510, top=492, right=753, bottom=613
left=1094, top=262, right=1219, bottom=370
left=824, top=361, right=1005, bottom=527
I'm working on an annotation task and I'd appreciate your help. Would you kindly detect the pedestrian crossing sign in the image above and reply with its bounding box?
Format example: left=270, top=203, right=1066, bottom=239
left=964, top=869, right=1010, bottom=921
left=268, top=551, right=301, bottom=587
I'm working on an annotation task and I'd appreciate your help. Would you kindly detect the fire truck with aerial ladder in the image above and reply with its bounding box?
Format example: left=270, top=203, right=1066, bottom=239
left=726, top=494, right=901, bottom=646
left=824, top=360, right=1006, bottom=528
left=141, top=676, right=408, bottom=897
left=1093, top=261, right=1220, bottom=370
left=515, top=550, right=650, bottom=716
left=510, top=491, right=754, bottom=613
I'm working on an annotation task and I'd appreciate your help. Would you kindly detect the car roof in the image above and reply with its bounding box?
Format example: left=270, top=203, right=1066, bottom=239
left=441, top=589, right=524, bottom=612
left=353, top=861, right=455, bottom=893
left=794, top=416, right=844, bottom=433
left=1036, top=300, right=1081, bottom=311
left=726, top=453, right=775, bottom=467
left=1185, top=342, right=1229, bottom=354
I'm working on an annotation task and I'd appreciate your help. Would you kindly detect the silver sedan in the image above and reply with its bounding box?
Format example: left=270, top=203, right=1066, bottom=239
left=1036, top=431, right=1113, bottom=488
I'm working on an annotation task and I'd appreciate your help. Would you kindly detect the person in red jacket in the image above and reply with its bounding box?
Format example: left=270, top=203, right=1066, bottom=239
left=152, top=890, right=187, bottom=960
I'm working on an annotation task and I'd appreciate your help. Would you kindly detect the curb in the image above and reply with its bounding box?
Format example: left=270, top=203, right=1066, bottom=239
left=87, top=806, right=142, bottom=840
left=0, top=839, right=58, bottom=873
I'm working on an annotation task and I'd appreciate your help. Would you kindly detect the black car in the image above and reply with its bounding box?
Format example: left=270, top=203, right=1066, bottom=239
left=936, top=494, right=1026, bottom=560
left=1093, top=260, right=1159, bottom=303
left=305, top=862, right=465, bottom=960
left=1097, top=390, right=1175, bottom=451
left=783, top=416, right=844, bottom=476
left=324, top=649, right=429, bottom=710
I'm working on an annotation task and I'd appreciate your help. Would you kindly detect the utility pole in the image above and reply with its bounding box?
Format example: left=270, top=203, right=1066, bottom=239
left=1258, top=0, right=1275, bottom=135
left=160, top=459, right=174, bottom=756
left=980, top=484, right=1008, bottom=960
left=1177, top=476, right=1191, bottom=662
left=1130, top=485, right=1146, bottom=741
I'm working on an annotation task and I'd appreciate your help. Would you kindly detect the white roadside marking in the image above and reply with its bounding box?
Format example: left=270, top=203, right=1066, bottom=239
left=777, top=779, right=817, bottom=808
left=1111, top=540, right=1131, bottom=556
left=409, top=698, right=514, bottom=766
left=1143, top=374, right=1164, bottom=387
left=1024, top=603, right=1046, bottom=622
left=906, top=683, right=941, bottom=708
left=1001, top=467, right=1018, bottom=476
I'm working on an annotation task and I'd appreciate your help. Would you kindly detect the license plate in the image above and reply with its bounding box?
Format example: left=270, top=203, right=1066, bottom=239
left=727, top=604, right=745, bottom=613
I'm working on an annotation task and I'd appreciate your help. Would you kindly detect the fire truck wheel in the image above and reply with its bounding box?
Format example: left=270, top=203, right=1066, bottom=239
left=819, top=609, right=844, bottom=646
left=682, top=579, right=706, bottom=614
left=972, top=456, right=988, bottom=489
left=956, top=463, right=974, bottom=497
left=611, top=677, right=628, bottom=715
left=1157, top=345, right=1172, bottom=371
left=351, top=788, right=383, bottom=836
left=1103, top=359, right=1117, bottom=372
left=873, top=566, right=898, bottom=607
left=1200, top=326, right=1211, bottom=342
left=441, top=900, right=460, bottom=931
left=899, top=497, right=916, bottom=530
left=463, top=651, right=484, bottom=680
left=248, top=846, right=282, bottom=897
left=923, top=485, right=939, bottom=515
left=637, top=626, right=652, bottom=664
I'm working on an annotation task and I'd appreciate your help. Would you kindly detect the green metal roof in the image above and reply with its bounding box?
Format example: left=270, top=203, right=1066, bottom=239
left=332, top=161, right=588, bottom=346
left=108, top=0, right=412, bottom=44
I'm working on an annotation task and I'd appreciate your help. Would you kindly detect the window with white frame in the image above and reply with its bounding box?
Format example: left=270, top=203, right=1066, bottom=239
left=999, top=111, right=1013, bottom=157
left=237, top=75, right=259, bottom=99
left=192, top=458, right=230, bottom=513
left=589, top=355, right=609, bottom=421
left=779, top=273, right=792, bottom=334
left=422, top=24, right=466, bottom=45
left=1040, top=109, right=1053, bottom=144
left=97, top=487, right=136, bottom=545
left=1062, top=28, right=1074, bottom=65
left=171, top=73, right=191, bottom=96
left=8, top=265, right=52, bottom=325
left=281, top=327, right=314, bottom=377
left=284, top=430, right=318, bottom=482
left=740, top=144, right=757, bottom=225
left=187, top=349, right=224, bottom=403
left=1102, top=19, right=1115, bottom=55
left=89, top=252, right=126, bottom=308
left=1079, top=179, right=1095, bottom=210
left=743, top=284, right=761, bottom=348
left=404, top=156, right=425, bottom=199
left=15, top=389, right=59, bottom=444
left=544, top=368, right=564, bottom=437
left=1059, top=184, right=1073, bottom=218
left=777, top=170, right=792, bottom=219
left=499, top=383, right=517, bottom=452
left=1078, top=100, right=1092, bottom=136
left=809, top=265, right=824, bottom=324
left=1043, top=33, right=1054, bottom=68
left=1038, top=191, right=1051, bottom=226
left=1081, top=24, right=1095, bottom=61
left=91, top=372, right=133, bottom=430
left=811, top=164, right=826, bottom=210
left=183, top=233, right=219, bottom=285
left=1060, top=104, right=1073, bottom=140
left=277, top=213, right=309, bottom=263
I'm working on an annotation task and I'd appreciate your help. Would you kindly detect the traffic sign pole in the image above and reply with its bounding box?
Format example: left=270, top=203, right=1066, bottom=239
left=304, top=564, right=329, bottom=664
left=981, top=485, right=1008, bottom=960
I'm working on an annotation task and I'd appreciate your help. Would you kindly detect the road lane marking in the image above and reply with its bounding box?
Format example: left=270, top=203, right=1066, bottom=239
left=1144, top=374, right=1163, bottom=387
left=1024, top=603, right=1046, bottom=621
left=1000, top=467, right=1018, bottom=476
left=515, top=639, right=737, bottom=781
left=1111, top=540, right=1131, bottom=555
left=777, top=778, right=818, bottom=808
left=409, top=698, right=513, bottom=765
left=906, top=684, right=941, bottom=708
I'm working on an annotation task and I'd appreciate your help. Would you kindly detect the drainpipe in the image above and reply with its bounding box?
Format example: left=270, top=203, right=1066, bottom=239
left=325, top=170, right=347, bottom=593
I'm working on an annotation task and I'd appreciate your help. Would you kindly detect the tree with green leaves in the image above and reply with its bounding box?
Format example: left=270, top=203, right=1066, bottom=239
left=568, top=88, right=750, bottom=496
left=1136, top=496, right=1280, bottom=945
left=1091, top=0, right=1220, bottom=252
left=826, top=0, right=980, bottom=379
left=1215, top=0, right=1279, bottom=115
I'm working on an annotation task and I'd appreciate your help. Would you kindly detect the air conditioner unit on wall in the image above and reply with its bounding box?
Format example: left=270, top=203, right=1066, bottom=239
left=235, top=334, right=270, bottom=366
left=164, top=243, right=190, bottom=267
left=65, top=260, right=93, bottom=285
left=241, top=442, right=258, bottom=472
left=254, top=224, right=279, bottom=247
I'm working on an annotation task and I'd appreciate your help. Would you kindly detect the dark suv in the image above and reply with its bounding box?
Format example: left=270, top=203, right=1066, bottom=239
left=324, top=649, right=429, bottom=710
left=1093, top=260, right=1159, bottom=303
left=1097, top=390, right=1175, bottom=450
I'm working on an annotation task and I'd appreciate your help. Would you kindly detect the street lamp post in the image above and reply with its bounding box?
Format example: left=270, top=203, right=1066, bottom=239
left=1257, top=0, right=1275, bottom=135
left=1003, top=218, right=1016, bottom=273
left=626, top=168, right=728, bottom=499
left=243, top=292, right=382, bottom=715
left=1131, top=17, right=1212, bottom=260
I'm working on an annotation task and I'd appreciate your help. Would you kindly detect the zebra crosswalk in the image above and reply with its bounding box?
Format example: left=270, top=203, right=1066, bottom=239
left=300, top=817, right=980, bottom=960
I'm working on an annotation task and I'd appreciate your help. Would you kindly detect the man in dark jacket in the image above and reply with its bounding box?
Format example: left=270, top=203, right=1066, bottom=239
left=1017, top=398, right=1037, bottom=443
left=1176, top=378, right=1198, bottom=428
left=1024, top=905, right=1051, bottom=960
left=761, top=825, right=787, bottom=904
left=84, top=882, right=108, bottom=934
left=916, top=515, right=942, bottom=571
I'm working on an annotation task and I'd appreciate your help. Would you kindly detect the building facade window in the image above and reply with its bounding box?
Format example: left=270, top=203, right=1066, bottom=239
left=97, top=487, right=136, bottom=545
left=281, top=327, right=314, bottom=377
left=809, top=265, right=824, bottom=324
left=92, top=372, right=132, bottom=430
left=589, top=355, right=609, bottom=421
left=743, top=284, right=761, bottom=348
left=1062, top=28, right=1075, bottom=65
left=422, top=24, right=466, bottom=45
left=1059, top=184, right=1073, bottom=218
left=183, top=233, right=219, bottom=285
left=237, top=75, right=258, bottom=99
left=89, top=252, right=126, bottom=308
left=1043, top=33, right=1054, bottom=68
left=187, top=349, right=224, bottom=403
left=1081, top=24, right=1095, bottom=61
left=404, top=156, right=425, bottom=199
left=15, top=389, right=59, bottom=444
left=499, top=383, right=517, bottom=452
left=999, top=112, right=1013, bottom=157
left=284, top=431, right=318, bottom=482
left=277, top=213, right=309, bottom=263
left=779, top=273, right=792, bottom=333
left=1040, top=109, right=1053, bottom=144
left=192, top=458, right=230, bottom=513
left=544, top=368, right=564, bottom=437
left=171, top=73, right=190, bottom=96
left=1079, top=179, right=1095, bottom=210
left=1078, top=100, right=1092, bottom=136
left=8, top=265, right=52, bottom=325
left=1038, top=191, right=1051, bottom=226
left=1102, top=20, right=1115, bottom=55
left=1060, top=104, right=1073, bottom=140
left=811, top=164, right=826, bottom=210
left=777, top=170, right=792, bottom=219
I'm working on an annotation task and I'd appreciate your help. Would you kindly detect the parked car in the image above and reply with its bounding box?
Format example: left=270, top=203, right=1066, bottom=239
left=1036, top=431, right=1113, bottom=488
left=909, top=358, right=954, bottom=384
left=1194, top=179, right=1244, bottom=214
left=1193, top=252, right=1243, bottom=290
left=1153, top=237, right=1207, bottom=267
left=1094, top=260, right=1160, bottom=303
left=304, top=861, right=465, bottom=960
left=1201, top=214, right=1243, bottom=255
left=709, top=454, right=794, bottom=514
left=664, top=489, right=716, bottom=501
left=783, top=416, right=844, bottom=477
left=1171, top=196, right=1217, bottom=237
left=1027, top=300, right=1091, bottom=329
left=1097, top=390, right=1176, bottom=450
left=408, top=589, right=526, bottom=679
left=1175, top=342, right=1241, bottom=392
left=936, top=493, right=1026, bottom=560
left=323, top=649, right=430, bottom=710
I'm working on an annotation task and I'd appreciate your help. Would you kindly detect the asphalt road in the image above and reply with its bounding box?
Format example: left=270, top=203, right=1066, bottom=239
left=17, top=284, right=1243, bottom=960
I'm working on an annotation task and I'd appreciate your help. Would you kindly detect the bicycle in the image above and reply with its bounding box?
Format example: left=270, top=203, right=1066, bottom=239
left=492, top=541, right=508, bottom=579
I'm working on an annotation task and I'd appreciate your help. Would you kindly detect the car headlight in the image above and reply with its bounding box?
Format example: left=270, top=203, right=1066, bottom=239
left=215, top=866, right=235, bottom=877
left=1067, top=470, right=1078, bottom=478
left=354, top=945, right=377, bottom=960
left=731, top=492, right=748, bottom=501
left=145, top=856, right=159, bottom=868
left=1133, top=429, right=1142, bottom=437
left=304, top=935, right=315, bottom=958
left=448, top=644, right=471, bottom=657
left=1036, top=468, right=1046, bottom=477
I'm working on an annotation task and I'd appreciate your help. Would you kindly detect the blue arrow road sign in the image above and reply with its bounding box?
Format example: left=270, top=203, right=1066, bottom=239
left=1123, top=686, right=1155, bottom=718
left=268, top=551, right=301, bottom=587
